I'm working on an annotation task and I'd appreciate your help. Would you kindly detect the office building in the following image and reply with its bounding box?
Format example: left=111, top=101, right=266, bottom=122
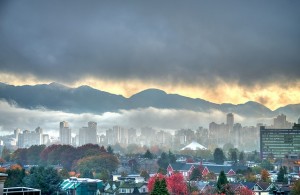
left=260, top=124, right=300, bottom=159
left=59, top=121, right=72, bottom=145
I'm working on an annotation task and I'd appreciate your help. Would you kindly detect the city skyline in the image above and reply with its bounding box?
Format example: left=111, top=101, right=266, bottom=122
left=0, top=1, right=300, bottom=110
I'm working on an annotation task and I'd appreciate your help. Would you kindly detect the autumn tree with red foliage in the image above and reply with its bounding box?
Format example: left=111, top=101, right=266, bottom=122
left=147, top=173, right=167, bottom=192
left=148, top=173, right=188, bottom=195
left=167, top=173, right=188, bottom=195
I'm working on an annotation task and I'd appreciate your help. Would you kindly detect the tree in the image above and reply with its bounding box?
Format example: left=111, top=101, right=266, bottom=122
left=148, top=173, right=167, bottom=192
left=168, top=150, right=176, bottom=163
left=23, top=166, right=62, bottom=195
left=151, top=178, right=169, bottom=195
left=107, top=146, right=114, bottom=154
left=4, top=168, right=25, bottom=187
left=59, top=168, right=70, bottom=179
left=277, top=166, right=287, bottom=183
left=1, top=146, right=11, bottom=162
left=157, top=152, right=169, bottom=169
left=80, top=169, right=94, bottom=178
left=144, top=149, right=153, bottom=159
left=216, top=171, right=229, bottom=193
left=11, top=148, right=27, bottom=165
left=228, top=148, right=238, bottom=163
left=213, top=148, right=225, bottom=164
left=26, top=145, right=46, bottom=165
left=167, top=173, right=188, bottom=195
left=74, top=153, right=119, bottom=174
left=189, top=167, right=202, bottom=181
left=239, top=151, right=245, bottom=164
left=140, top=170, right=150, bottom=181
left=261, top=169, right=270, bottom=182
left=291, top=179, right=300, bottom=195
left=261, top=159, right=274, bottom=170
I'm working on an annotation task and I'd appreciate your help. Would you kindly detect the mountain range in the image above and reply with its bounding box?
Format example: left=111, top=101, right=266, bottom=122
left=0, top=82, right=299, bottom=120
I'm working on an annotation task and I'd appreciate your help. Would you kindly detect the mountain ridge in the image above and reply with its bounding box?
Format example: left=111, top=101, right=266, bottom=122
left=0, top=82, right=299, bottom=120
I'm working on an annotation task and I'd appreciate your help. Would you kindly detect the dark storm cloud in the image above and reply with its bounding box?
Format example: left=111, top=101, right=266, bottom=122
left=0, top=0, right=299, bottom=86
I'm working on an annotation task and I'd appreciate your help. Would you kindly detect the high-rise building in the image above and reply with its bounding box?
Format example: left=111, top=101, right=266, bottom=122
left=87, top=121, right=97, bottom=144
left=260, top=124, right=300, bottom=159
left=227, top=113, right=234, bottom=131
left=59, top=121, right=72, bottom=145
left=18, top=128, right=43, bottom=148
left=78, top=122, right=98, bottom=146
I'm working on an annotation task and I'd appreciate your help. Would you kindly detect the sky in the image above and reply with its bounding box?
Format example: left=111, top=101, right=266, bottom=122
left=0, top=0, right=300, bottom=110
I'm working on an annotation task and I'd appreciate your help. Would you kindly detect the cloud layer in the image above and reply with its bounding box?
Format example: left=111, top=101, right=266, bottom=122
left=0, top=1, right=299, bottom=88
left=1, top=100, right=267, bottom=137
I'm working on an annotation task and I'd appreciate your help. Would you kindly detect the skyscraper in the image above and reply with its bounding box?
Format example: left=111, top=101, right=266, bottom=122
left=59, top=121, right=71, bottom=145
left=227, top=113, right=234, bottom=131
left=78, top=122, right=98, bottom=146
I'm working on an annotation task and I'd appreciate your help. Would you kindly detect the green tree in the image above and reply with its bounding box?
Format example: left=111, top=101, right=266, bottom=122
left=291, top=179, right=300, bottom=195
left=168, top=150, right=176, bottom=163
left=216, top=171, right=229, bottom=193
left=157, top=152, right=169, bottom=169
left=189, top=168, right=202, bottom=181
left=261, top=159, right=274, bottom=170
left=59, top=168, right=70, bottom=179
left=23, top=166, right=62, bottom=195
left=1, top=146, right=11, bottom=162
left=144, top=149, right=153, bottom=159
left=214, top=148, right=225, bottom=164
left=239, top=151, right=245, bottom=164
left=140, top=170, right=150, bottom=181
left=228, top=148, right=238, bottom=163
left=75, top=153, right=119, bottom=174
left=151, top=178, right=169, bottom=195
left=4, top=168, right=25, bottom=187
left=277, top=166, right=287, bottom=183
left=80, top=169, right=94, bottom=178
left=107, top=146, right=114, bottom=154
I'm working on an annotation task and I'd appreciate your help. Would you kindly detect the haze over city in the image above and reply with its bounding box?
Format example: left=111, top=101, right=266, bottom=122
left=0, top=1, right=300, bottom=137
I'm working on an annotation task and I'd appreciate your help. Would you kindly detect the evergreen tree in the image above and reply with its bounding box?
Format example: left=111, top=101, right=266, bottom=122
left=107, top=146, right=114, bottom=154
left=4, top=168, right=25, bottom=187
left=189, top=168, right=202, bottom=181
left=214, top=148, right=225, bottom=164
left=1, top=146, right=11, bottom=162
left=168, top=150, right=176, bottom=163
left=23, top=166, right=62, bottom=195
left=277, top=166, right=287, bottom=183
left=217, top=171, right=229, bottom=193
left=151, top=178, right=169, bottom=195
left=144, top=149, right=153, bottom=159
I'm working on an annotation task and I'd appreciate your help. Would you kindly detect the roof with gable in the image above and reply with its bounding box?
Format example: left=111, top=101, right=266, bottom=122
left=169, top=162, right=194, bottom=171
left=240, top=182, right=256, bottom=190
left=256, top=182, right=272, bottom=191
left=180, top=141, right=207, bottom=150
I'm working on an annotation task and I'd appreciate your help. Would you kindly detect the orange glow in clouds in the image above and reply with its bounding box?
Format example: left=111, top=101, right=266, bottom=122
left=1, top=73, right=299, bottom=110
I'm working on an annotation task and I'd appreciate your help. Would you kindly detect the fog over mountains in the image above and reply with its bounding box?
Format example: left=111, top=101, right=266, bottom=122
left=0, top=82, right=299, bottom=121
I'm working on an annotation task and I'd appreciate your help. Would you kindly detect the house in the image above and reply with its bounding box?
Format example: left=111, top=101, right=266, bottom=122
left=103, top=181, right=121, bottom=195
left=60, top=177, right=104, bottom=195
left=241, top=182, right=278, bottom=195
left=167, top=162, right=195, bottom=179
left=118, top=181, right=148, bottom=194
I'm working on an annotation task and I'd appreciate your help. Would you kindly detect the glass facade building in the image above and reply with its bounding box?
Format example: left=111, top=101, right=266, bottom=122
left=260, top=124, right=300, bottom=159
